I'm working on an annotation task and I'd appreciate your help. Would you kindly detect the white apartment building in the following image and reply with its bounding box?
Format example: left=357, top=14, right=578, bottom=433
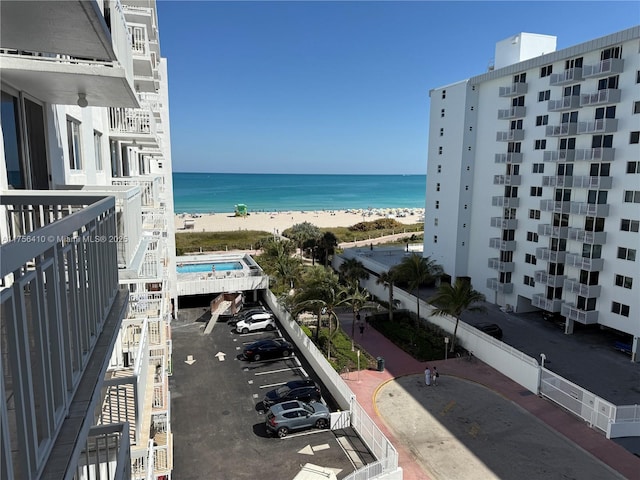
left=1, top=1, right=177, bottom=478
left=424, top=27, right=640, bottom=359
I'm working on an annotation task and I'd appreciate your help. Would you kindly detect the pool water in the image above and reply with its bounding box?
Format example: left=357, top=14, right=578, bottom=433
left=177, top=262, right=244, bottom=274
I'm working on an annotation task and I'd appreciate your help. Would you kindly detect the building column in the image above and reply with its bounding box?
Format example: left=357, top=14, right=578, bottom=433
left=564, top=318, right=574, bottom=335
left=632, top=336, right=638, bottom=363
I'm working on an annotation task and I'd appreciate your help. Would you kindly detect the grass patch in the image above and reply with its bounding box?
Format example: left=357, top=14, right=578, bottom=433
left=302, top=325, right=376, bottom=372
left=175, top=230, right=273, bottom=255
left=320, top=223, right=423, bottom=243
left=368, top=311, right=447, bottom=362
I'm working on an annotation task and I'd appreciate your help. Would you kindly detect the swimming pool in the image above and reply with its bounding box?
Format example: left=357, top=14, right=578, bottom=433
left=177, top=262, right=244, bottom=274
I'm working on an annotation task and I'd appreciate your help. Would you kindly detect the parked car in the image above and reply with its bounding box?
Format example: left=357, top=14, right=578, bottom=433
left=263, top=379, right=321, bottom=407
left=265, top=400, right=330, bottom=438
left=243, top=339, right=293, bottom=361
left=236, top=314, right=276, bottom=334
left=474, top=322, right=503, bottom=340
left=228, top=307, right=268, bottom=326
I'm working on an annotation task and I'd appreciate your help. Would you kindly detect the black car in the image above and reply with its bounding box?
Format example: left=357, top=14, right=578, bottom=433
left=263, top=379, right=321, bottom=407
left=474, top=322, right=503, bottom=340
left=242, top=339, right=293, bottom=361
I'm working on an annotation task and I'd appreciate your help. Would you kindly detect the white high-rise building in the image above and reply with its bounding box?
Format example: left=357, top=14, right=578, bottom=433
left=424, top=26, right=640, bottom=359
left=1, top=1, right=176, bottom=478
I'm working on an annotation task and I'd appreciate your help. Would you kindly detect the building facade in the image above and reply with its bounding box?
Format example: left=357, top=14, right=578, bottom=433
left=1, top=1, right=176, bottom=478
left=424, top=27, right=640, bottom=359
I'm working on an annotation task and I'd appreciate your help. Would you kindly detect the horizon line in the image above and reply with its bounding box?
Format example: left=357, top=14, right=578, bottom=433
left=172, top=171, right=427, bottom=176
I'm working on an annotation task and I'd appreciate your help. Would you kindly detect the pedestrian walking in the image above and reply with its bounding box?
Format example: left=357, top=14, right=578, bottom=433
left=424, top=366, right=431, bottom=386
left=359, top=322, right=365, bottom=336
left=432, top=366, right=439, bottom=386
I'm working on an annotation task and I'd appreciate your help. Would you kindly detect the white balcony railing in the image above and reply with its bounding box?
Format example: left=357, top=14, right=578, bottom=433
left=580, top=89, right=621, bottom=106
left=582, top=58, right=624, bottom=78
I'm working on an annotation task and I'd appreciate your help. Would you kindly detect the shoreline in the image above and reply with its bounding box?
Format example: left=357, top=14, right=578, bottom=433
left=175, top=208, right=425, bottom=233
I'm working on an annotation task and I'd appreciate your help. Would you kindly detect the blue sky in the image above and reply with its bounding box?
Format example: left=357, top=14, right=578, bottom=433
left=157, top=1, right=638, bottom=175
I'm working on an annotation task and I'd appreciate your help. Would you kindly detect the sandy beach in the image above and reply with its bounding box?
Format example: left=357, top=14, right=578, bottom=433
left=175, top=208, right=424, bottom=233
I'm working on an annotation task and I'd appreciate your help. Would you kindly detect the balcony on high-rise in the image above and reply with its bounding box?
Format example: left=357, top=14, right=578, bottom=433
left=109, top=106, right=161, bottom=149
left=534, top=270, right=567, bottom=287
left=495, top=152, right=523, bottom=164
left=577, top=118, right=618, bottom=134
left=492, top=196, right=520, bottom=208
left=537, top=224, right=569, bottom=239
left=496, top=130, right=525, bottom=142
left=580, top=89, right=621, bottom=107
left=493, top=174, right=522, bottom=186
left=540, top=199, right=571, bottom=213
left=536, top=247, right=567, bottom=263
left=0, top=0, right=138, bottom=108
left=582, top=58, right=624, bottom=78
left=548, top=96, right=581, bottom=112
left=563, top=279, right=602, bottom=298
left=549, top=68, right=583, bottom=86
left=531, top=294, right=563, bottom=313
left=564, top=253, right=604, bottom=271
left=488, top=258, right=515, bottom=272
left=497, top=106, right=526, bottom=119
left=561, top=303, right=599, bottom=325
left=490, top=217, right=518, bottom=229
left=570, top=176, right=612, bottom=189
left=542, top=175, right=573, bottom=187
left=567, top=228, right=607, bottom=244
left=489, top=237, right=516, bottom=251
left=574, top=148, right=616, bottom=162
left=545, top=123, right=578, bottom=137
left=112, top=176, right=165, bottom=213
left=543, top=149, right=576, bottom=162
left=486, top=278, right=514, bottom=294
left=498, top=82, right=528, bottom=97
left=569, top=202, right=610, bottom=217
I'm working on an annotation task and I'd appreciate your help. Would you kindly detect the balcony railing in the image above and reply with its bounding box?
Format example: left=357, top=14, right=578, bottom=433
left=567, top=228, right=607, bottom=244
left=498, top=83, right=528, bottom=96
left=549, top=68, right=582, bottom=86
left=488, top=258, right=515, bottom=272
left=486, top=278, right=513, bottom=294
left=564, top=253, right=604, bottom=271
left=540, top=199, right=571, bottom=213
left=494, top=152, right=523, bottom=163
left=112, top=176, right=164, bottom=210
left=574, top=148, right=615, bottom=162
left=537, top=224, right=569, bottom=238
left=561, top=303, right=599, bottom=325
left=536, top=247, right=566, bottom=263
left=531, top=294, right=563, bottom=313
left=580, top=89, right=621, bottom=107
left=534, top=271, right=566, bottom=287
left=545, top=123, right=577, bottom=137
left=490, top=217, right=518, bottom=229
left=563, top=279, right=602, bottom=298
left=542, top=175, right=573, bottom=187
left=570, top=176, right=612, bottom=189
left=577, top=118, right=618, bottom=135
left=489, top=238, right=516, bottom=251
left=1, top=192, right=127, bottom=479
left=109, top=106, right=160, bottom=147
left=548, top=96, right=580, bottom=112
left=496, top=130, right=524, bottom=141
left=569, top=202, right=610, bottom=217
left=492, top=196, right=520, bottom=208
left=493, top=174, right=521, bottom=186
left=497, top=106, right=526, bottom=119
left=72, top=424, right=131, bottom=480
left=543, top=149, right=576, bottom=162
left=582, top=58, right=624, bottom=78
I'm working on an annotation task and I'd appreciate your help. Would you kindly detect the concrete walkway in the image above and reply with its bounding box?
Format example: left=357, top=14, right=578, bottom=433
left=338, top=312, right=640, bottom=480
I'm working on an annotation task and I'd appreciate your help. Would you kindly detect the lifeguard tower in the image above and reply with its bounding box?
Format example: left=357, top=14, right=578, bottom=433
left=234, top=204, right=248, bottom=217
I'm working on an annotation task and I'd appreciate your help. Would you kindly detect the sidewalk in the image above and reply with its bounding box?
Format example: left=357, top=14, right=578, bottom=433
left=338, top=312, right=640, bottom=480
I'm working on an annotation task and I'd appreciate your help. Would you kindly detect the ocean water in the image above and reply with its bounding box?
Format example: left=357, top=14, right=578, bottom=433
left=173, top=173, right=426, bottom=213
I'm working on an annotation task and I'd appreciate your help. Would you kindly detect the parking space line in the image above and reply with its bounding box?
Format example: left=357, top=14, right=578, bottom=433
left=254, top=367, right=300, bottom=376
left=279, top=429, right=333, bottom=440
left=259, top=382, right=287, bottom=389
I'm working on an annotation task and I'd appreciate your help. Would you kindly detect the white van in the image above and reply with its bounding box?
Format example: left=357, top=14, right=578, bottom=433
left=236, top=313, right=276, bottom=334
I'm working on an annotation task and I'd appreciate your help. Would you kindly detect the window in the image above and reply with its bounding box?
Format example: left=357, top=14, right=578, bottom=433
left=621, top=219, right=640, bottom=232
left=512, top=96, right=525, bottom=107
left=561, top=111, right=578, bottom=124
left=590, top=163, right=610, bottom=177
left=592, top=134, right=613, bottom=148
left=595, top=106, right=616, bottom=119
left=434, top=218, right=438, bottom=226
left=584, top=216, right=605, bottom=232
left=502, top=230, right=515, bottom=241
left=576, top=296, right=596, bottom=311
left=630, top=131, right=640, bottom=144
left=438, top=146, right=443, bottom=155
left=555, top=188, right=571, bottom=202
left=626, top=162, right=640, bottom=174
left=525, top=253, right=537, bottom=265
left=499, top=272, right=512, bottom=283
left=437, top=164, right=442, bottom=173
left=601, top=46, right=621, bottom=60
left=507, top=142, right=521, bottom=153
left=559, top=137, right=576, bottom=150
left=548, top=262, right=564, bottom=275
left=611, top=302, right=630, bottom=317
left=565, top=57, right=583, bottom=69
left=67, top=117, right=82, bottom=170
left=624, top=191, right=640, bottom=203
left=617, top=247, right=637, bottom=261
left=615, top=275, right=633, bottom=289
left=440, top=128, right=444, bottom=137
left=524, top=275, right=535, bottom=287
left=538, top=90, right=551, bottom=102
left=579, top=270, right=599, bottom=286
left=554, top=213, right=569, bottom=227
left=532, top=163, right=544, bottom=173
left=510, top=119, right=523, bottom=130
left=598, top=76, right=619, bottom=90
left=526, top=231, right=539, bottom=242
left=504, top=208, right=516, bottom=220
left=500, top=251, right=513, bottom=262
left=433, top=235, right=438, bottom=243
left=530, top=186, right=542, bottom=197
left=529, top=209, right=541, bottom=220
left=536, top=115, right=549, bottom=126
left=582, top=244, right=602, bottom=259
left=534, top=140, right=546, bottom=150
left=505, top=186, right=518, bottom=198
left=435, top=201, right=439, bottom=209
left=514, top=73, right=526, bottom=83
left=436, top=183, right=440, bottom=192
left=587, top=190, right=607, bottom=204
left=540, top=65, right=553, bottom=77
left=94, top=131, right=103, bottom=171
left=441, top=109, right=445, bottom=118
left=634, top=101, right=640, bottom=114
left=442, top=90, right=446, bottom=99
left=563, top=85, right=580, bottom=97
left=637, top=70, right=640, bottom=84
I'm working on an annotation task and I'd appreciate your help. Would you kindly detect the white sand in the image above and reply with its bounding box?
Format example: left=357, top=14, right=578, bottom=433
left=175, top=208, right=424, bottom=233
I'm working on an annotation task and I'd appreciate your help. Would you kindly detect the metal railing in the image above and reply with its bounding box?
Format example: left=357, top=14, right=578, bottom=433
left=73, top=423, right=131, bottom=480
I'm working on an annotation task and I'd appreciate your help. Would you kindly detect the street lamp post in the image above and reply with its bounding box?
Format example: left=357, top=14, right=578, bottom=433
left=357, top=350, right=361, bottom=382
left=444, top=337, right=449, bottom=360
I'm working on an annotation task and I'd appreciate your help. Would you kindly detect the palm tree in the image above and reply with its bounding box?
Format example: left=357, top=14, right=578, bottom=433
left=284, top=222, right=322, bottom=260
left=338, top=258, right=369, bottom=286
left=256, top=237, right=301, bottom=293
left=393, top=253, right=443, bottom=326
left=316, top=231, right=338, bottom=266
left=429, top=278, right=486, bottom=353
left=338, top=284, right=377, bottom=350
left=376, top=268, right=397, bottom=322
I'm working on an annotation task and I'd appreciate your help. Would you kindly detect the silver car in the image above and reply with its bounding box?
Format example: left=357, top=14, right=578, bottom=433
left=265, top=400, right=330, bottom=438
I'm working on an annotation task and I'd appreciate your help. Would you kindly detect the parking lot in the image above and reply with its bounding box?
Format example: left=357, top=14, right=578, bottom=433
left=170, top=304, right=362, bottom=480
